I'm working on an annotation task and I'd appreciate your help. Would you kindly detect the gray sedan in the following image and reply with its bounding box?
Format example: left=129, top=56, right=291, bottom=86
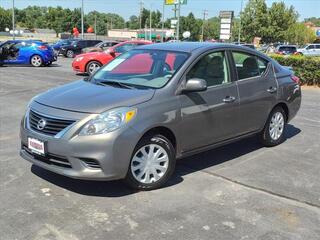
left=20, top=42, right=301, bottom=190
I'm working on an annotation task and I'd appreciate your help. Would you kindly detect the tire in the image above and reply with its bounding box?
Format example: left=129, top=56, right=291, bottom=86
left=259, top=106, right=287, bottom=147
left=66, top=50, right=74, bottom=58
left=30, top=55, right=43, bottom=67
left=125, top=134, right=176, bottom=190
left=86, top=61, right=102, bottom=75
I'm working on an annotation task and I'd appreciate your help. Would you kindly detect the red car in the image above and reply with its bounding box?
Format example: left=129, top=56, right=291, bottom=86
left=72, top=40, right=152, bottom=75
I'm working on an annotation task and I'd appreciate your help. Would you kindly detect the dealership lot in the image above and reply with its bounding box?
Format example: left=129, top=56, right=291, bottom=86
left=0, top=58, right=320, bottom=239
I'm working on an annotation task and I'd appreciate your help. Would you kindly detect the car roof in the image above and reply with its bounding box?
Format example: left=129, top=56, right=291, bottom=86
left=277, top=45, right=297, bottom=48
left=139, top=42, right=258, bottom=53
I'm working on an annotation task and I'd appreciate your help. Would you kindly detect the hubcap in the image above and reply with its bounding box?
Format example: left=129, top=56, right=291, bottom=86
left=88, top=62, right=100, bottom=74
left=31, top=56, right=41, bottom=66
left=131, top=144, right=169, bottom=184
left=269, top=112, right=285, bottom=141
left=67, top=51, right=74, bottom=57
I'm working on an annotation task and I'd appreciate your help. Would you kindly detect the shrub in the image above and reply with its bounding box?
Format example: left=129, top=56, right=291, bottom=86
left=270, top=55, right=320, bottom=86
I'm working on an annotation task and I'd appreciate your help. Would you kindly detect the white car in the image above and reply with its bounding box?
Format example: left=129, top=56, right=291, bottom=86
left=297, top=44, right=320, bottom=56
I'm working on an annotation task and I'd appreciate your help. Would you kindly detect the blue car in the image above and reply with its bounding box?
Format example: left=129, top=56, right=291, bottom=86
left=51, top=39, right=74, bottom=53
left=0, top=40, right=56, bottom=67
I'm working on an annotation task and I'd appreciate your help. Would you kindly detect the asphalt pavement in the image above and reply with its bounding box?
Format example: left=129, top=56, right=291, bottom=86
left=0, top=58, right=320, bottom=240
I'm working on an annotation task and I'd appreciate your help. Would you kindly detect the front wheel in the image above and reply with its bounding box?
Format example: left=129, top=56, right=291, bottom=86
left=86, top=61, right=102, bottom=75
left=260, top=106, right=287, bottom=147
left=125, top=134, right=176, bottom=190
left=30, top=55, right=43, bottom=67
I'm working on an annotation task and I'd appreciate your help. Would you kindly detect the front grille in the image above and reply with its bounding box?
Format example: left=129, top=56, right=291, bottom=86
left=22, top=145, right=72, bottom=168
left=29, top=110, right=75, bottom=136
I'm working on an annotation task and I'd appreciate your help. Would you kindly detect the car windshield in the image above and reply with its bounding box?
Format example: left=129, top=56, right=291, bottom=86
left=92, top=49, right=189, bottom=89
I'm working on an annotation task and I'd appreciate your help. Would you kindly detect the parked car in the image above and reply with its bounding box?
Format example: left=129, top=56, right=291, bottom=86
left=233, top=42, right=256, bottom=49
left=0, top=40, right=56, bottom=67
left=20, top=43, right=301, bottom=190
left=297, top=44, right=320, bottom=56
left=81, top=41, right=119, bottom=53
left=72, top=40, right=152, bottom=75
left=275, top=45, right=297, bottom=55
left=60, top=40, right=102, bottom=58
left=51, top=39, right=74, bottom=54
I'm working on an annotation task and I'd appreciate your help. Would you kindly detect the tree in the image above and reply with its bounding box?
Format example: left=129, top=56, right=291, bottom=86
left=285, top=23, right=316, bottom=45
left=205, top=17, right=220, bottom=40
left=0, top=7, right=11, bottom=31
left=179, top=13, right=202, bottom=40
left=266, top=2, right=298, bottom=43
left=241, top=0, right=269, bottom=42
left=127, top=15, right=139, bottom=29
left=304, top=17, right=320, bottom=26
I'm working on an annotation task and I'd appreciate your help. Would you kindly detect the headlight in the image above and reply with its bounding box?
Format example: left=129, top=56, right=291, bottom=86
left=79, top=107, right=137, bottom=136
left=75, top=56, right=84, bottom=62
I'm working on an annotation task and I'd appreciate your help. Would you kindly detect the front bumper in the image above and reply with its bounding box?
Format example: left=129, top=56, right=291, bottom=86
left=20, top=105, right=140, bottom=181
left=72, top=60, right=85, bottom=73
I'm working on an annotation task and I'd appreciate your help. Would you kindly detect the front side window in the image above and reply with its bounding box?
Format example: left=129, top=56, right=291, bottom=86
left=92, top=49, right=189, bottom=89
left=315, top=45, right=320, bottom=49
left=187, top=51, right=230, bottom=87
left=306, top=45, right=315, bottom=50
left=233, top=52, right=268, bottom=80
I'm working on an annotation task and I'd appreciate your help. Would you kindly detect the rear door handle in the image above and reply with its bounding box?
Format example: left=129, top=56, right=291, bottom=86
left=267, top=87, right=277, bottom=93
left=223, top=96, right=236, bottom=103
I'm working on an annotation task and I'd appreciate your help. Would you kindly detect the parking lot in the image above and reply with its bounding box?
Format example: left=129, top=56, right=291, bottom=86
left=0, top=58, right=320, bottom=239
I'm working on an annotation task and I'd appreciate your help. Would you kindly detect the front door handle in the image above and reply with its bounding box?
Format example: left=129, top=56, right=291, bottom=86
left=223, top=96, right=236, bottom=103
left=267, top=87, right=277, bottom=93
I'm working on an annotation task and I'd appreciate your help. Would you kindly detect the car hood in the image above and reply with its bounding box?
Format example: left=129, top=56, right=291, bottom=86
left=77, top=51, right=107, bottom=58
left=35, top=80, right=155, bottom=114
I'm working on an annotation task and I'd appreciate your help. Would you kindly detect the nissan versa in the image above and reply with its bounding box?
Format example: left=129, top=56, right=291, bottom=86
left=20, top=43, right=301, bottom=190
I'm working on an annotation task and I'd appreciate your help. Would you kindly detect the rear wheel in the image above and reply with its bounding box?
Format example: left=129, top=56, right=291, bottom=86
left=125, top=134, right=176, bottom=190
left=66, top=50, right=74, bottom=58
left=30, top=55, right=43, bottom=67
left=86, top=61, right=102, bottom=75
left=260, top=106, right=287, bottom=147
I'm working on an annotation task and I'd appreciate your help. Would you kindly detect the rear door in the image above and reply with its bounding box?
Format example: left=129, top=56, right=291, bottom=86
left=232, top=51, right=278, bottom=134
left=179, top=50, right=240, bottom=151
left=314, top=45, right=320, bottom=56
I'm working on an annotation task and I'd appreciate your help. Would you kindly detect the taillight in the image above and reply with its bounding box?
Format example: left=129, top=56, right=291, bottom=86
left=38, top=45, right=48, bottom=51
left=291, top=75, right=300, bottom=84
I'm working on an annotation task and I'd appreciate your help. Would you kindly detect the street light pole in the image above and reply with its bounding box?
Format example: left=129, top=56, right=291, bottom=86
left=81, top=0, right=84, bottom=39
left=161, top=1, right=165, bottom=42
left=176, top=0, right=181, bottom=41
left=12, top=0, right=15, bottom=40
left=150, top=5, right=152, bottom=41
left=238, top=0, right=244, bottom=44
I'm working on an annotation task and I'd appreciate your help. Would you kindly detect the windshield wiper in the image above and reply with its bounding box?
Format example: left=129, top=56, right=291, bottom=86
left=96, top=81, right=135, bottom=89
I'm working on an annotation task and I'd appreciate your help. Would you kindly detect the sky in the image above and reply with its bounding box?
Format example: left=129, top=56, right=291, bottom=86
left=0, top=0, right=319, bottom=21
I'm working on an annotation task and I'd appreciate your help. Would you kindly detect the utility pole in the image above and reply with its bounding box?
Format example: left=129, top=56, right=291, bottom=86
left=12, top=0, right=15, bottom=40
left=139, top=1, right=143, bottom=31
left=161, top=1, right=165, bottom=42
left=176, top=0, right=181, bottom=41
left=201, top=10, right=208, bottom=42
left=238, top=0, right=244, bottom=44
left=149, top=5, right=152, bottom=41
left=81, top=0, right=84, bottom=39
left=94, top=14, right=97, bottom=40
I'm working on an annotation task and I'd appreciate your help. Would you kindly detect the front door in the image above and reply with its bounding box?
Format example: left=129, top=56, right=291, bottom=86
left=231, top=51, right=278, bottom=134
left=179, top=50, right=240, bottom=152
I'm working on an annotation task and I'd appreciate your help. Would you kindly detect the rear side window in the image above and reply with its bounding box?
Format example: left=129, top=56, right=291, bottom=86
left=278, top=46, right=297, bottom=52
left=232, top=52, right=268, bottom=80
left=315, top=45, right=320, bottom=49
left=307, top=45, right=315, bottom=50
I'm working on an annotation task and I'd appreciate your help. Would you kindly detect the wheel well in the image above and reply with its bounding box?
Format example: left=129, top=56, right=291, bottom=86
left=85, top=60, right=102, bottom=71
left=141, top=127, right=177, bottom=151
left=274, top=103, right=289, bottom=121
left=29, top=54, right=42, bottom=64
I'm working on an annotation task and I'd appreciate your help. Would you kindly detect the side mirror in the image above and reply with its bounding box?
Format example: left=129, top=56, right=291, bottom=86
left=107, top=48, right=116, bottom=57
left=182, top=78, right=207, bottom=93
